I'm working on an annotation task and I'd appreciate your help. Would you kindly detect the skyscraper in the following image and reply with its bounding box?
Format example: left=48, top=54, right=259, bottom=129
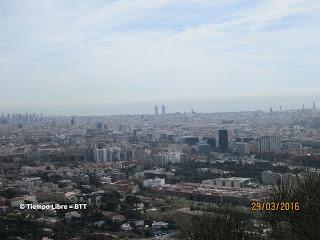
left=258, top=136, right=281, bottom=153
left=71, top=116, right=76, bottom=126
left=161, top=105, right=166, bottom=115
left=219, top=129, right=228, bottom=152
left=154, top=105, right=159, bottom=116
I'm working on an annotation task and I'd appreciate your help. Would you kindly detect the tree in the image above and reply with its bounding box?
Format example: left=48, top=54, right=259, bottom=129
left=125, top=194, right=140, bottom=210
left=177, top=205, right=267, bottom=240
left=100, top=191, right=121, bottom=212
left=265, top=171, right=320, bottom=240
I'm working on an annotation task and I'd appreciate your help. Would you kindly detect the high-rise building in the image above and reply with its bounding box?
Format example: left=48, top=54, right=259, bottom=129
left=161, top=105, right=166, bottom=115
left=93, top=147, right=121, bottom=162
left=205, top=137, right=216, bottom=149
left=234, top=142, right=249, bottom=154
left=71, top=118, right=75, bottom=126
left=219, top=130, right=228, bottom=152
left=258, top=136, right=281, bottom=153
left=313, top=102, right=316, bottom=110
left=84, top=147, right=94, bottom=161
left=154, top=105, right=159, bottom=116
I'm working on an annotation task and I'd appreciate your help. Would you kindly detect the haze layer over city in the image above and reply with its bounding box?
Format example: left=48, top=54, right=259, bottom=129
left=0, top=1, right=320, bottom=240
left=1, top=0, right=320, bottom=114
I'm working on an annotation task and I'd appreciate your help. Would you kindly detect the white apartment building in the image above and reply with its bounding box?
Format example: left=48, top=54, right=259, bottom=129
left=202, top=177, right=251, bottom=189
left=93, top=147, right=121, bottom=162
left=143, top=178, right=165, bottom=188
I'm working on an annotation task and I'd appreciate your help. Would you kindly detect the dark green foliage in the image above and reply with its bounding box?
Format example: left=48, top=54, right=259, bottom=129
left=100, top=191, right=121, bottom=212
left=265, top=171, right=320, bottom=240
left=177, top=205, right=267, bottom=240
left=124, top=194, right=140, bottom=208
left=0, top=188, right=20, bottom=199
left=0, top=214, right=47, bottom=240
left=122, top=209, right=142, bottom=220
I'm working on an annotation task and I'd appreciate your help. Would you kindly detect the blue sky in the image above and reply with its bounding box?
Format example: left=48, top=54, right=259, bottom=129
left=0, top=0, right=320, bottom=112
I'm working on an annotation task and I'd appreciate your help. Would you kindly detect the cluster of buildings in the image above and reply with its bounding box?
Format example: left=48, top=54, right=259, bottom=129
left=0, top=106, right=319, bottom=238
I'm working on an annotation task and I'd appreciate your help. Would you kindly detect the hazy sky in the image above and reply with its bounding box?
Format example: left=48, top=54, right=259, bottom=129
left=1, top=0, right=320, bottom=112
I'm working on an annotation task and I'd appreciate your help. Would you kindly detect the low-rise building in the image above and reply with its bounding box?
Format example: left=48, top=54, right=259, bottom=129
left=143, top=178, right=165, bottom=188
left=202, top=177, right=251, bottom=189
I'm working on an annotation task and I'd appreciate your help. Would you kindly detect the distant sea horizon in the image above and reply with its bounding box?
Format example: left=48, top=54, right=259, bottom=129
left=1, top=95, right=319, bottom=116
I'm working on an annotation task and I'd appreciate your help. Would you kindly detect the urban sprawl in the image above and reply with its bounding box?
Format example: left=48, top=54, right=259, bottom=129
left=0, top=104, right=319, bottom=239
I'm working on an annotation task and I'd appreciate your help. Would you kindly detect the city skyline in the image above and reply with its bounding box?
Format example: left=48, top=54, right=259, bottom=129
left=0, top=94, right=319, bottom=116
left=1, top=0, right=320, bottom=110
left=1, top=1, right=320, bottom=239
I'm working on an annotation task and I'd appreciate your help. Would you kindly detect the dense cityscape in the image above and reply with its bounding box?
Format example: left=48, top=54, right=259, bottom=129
left=0, top=104, right=319, bottom=239
left=1, top=0, right=320, bottom=239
